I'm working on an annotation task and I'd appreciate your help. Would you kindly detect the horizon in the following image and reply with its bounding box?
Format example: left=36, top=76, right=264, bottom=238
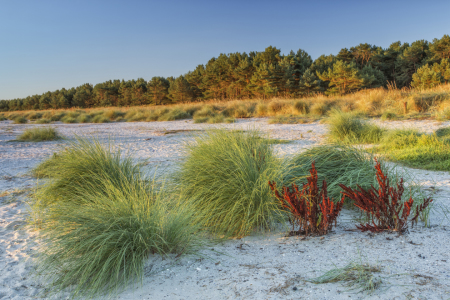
left=1, top=0, right=450, bottom=100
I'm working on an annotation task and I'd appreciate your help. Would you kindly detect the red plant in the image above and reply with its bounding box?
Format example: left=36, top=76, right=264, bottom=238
left=339, top=159, right=433, bottom=233
left=269, top=162, right=344, bottom=236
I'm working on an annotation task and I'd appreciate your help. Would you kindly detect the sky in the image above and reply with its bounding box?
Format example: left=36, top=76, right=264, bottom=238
left=1, top=0, right=449, bottom=100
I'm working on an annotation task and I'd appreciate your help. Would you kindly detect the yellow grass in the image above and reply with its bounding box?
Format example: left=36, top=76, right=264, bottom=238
left=1, top=84, right=450, bottom=123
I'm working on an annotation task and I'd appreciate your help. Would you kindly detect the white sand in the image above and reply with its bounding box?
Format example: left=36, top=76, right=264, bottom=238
left=1, top=118, right=450, bottom=299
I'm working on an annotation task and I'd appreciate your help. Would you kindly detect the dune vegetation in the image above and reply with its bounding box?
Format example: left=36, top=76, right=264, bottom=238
left=26, top=126, right=436, bottom=298
left=16, top=127, right=61, bottom=142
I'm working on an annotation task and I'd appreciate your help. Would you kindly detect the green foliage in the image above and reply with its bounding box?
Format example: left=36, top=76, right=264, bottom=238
left=16, top=127, right=61, bottom=142
left=13, top=116, right=27, bottom=124
left=2, top=34, right=450, bottom=112
left=327, top=110, right=384, bottom=143
left=61, top=116, right=77, bottom=123
left=35, top=118, right=51, bottom=124
left=317, top=61, right=364, bottom=95
left=286, top=145, right=378, bottom=201
left=173, top=130, right=286, bottom=238
left=380, top=111, right=397, bottom=120
left=30, top=139, right=204, bottom=298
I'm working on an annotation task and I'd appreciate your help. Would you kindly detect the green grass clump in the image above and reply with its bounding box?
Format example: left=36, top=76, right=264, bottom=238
left=50, top=113, right=66, bottom=121
left=287, top=145, right=378, bottom=201
left=157, top=108, right=190, bottom=121
left=77, top=114, right=91, bottom=123
left=61, top=116, right=77, bottom=123
left=435, top=127, right=450, bottom=138
left=35, top=118, right=51, bottom=124
left=92, top=115, right=110, bottom=123
left=327, top=110, right=384, bottom=144
left=374, top=129, right=450, bottom=171
left=13, top=116, right=27, bottom=124
left=381, top=111, right=397, bottom=121
left=16, top=127, right=61, bottom=142
left=293, top=100, right=309, bottom=114
left=174, top=129, right=286, bottom=238
left=30, top=138, right=204, bottom=298
left=268, top=115, right=314, bottom=124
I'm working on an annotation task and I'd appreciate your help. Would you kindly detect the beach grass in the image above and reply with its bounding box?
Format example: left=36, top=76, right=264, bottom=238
left=16, top=127, right=61, bottom=142
left=173, top=129, right=287, bottom=238
left=29, top=138, right=204, bottom=298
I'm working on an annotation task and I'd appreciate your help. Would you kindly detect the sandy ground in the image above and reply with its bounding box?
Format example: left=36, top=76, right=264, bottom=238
left=1, top=118, right=450, bottom=300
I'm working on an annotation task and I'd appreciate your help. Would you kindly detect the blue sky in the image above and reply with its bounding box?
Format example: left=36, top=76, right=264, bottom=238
left=1, top=0, right=449, bottom=99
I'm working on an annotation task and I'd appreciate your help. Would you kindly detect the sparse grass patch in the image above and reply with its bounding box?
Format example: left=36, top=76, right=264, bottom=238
left=373, top=130, right=450, bottom=171
left=381, top=111, right=397, bottom=121
left=92, top=115, right=110, bottom=123
left=16, top=127, right=61, bottom=142
left=310, top=256, right=383, bottom=294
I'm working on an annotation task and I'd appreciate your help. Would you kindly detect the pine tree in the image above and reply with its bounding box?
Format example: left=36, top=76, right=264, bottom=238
left=411, top=64, right=443, bottom=89
left=317, top=61, right=364, bottom=95
left=147, top=77, right=170, bottom=105
left=168, top=76, right=194, bottom=103
left=298, top=69, right=321, bottom=95
left=360, top=65, right=387, bottom=88
left=428, top=34, right=450, bottom=63
left=395, top=40, right=430, bottom=87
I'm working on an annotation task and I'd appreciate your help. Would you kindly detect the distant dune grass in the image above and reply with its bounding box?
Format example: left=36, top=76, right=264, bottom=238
left=2, top=84, right=450, bottom=124
left=29, top=138, right=205, bottom=298
left=16, top=127, right=61, bottom=142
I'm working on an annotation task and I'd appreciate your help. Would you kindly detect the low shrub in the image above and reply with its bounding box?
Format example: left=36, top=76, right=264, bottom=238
left=268, top=115, right=313, bottom=124
left=30, top=138, right=203, bottom=298
left=103, top=110, right=125, bottom=120
left=340, top=160, right=433, bottom=233
left=16, top=127, right=61, bottom=142
left=269, top=162, right=344, bottom=236
left=174, top=129, right=286, bottom=237
left=28, top=112, right=42, bottom=120
left=256, top=103, right=268, bottom=116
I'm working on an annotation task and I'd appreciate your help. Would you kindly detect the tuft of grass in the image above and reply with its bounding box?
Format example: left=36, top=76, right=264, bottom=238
left=268, top=115, right=315, bottom=124
left=92, top=115, right=110, bottom=123
left=310, top=257, right=383, bottom=294
left=174, top=129, right=287, bottom=238
left=77, top=114, right=91, bottom=123
left=13, top=116, right=28, bottom=124
left=30, top=138, right=204, bottom=298
left=381, top=111, right=397, bottom=121
left=157, top=108, right=190, bottom=121
left=293, top=100, right=309, bottom=114
left=16, top=127, right=61, bottom=142
left=35, top=118, right=51, bottom=124
left=61, top=116, right=77, bottom=123
left=327, top=110, right=384, bottom=144
left=286, top=145, right=378, bottom=201
left=50, top=113, right=66, bottom=122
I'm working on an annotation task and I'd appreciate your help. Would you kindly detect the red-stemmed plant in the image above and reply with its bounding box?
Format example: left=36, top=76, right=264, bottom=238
left=339, top=159, right=432, bottom=233
left=269, top=162, right=344, bottom=236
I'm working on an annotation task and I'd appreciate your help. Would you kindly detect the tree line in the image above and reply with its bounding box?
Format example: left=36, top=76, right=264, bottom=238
left=1, top=35, right=449, bottom=112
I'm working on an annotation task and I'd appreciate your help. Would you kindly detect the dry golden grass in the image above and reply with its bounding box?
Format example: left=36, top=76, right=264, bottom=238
left=1, top=84, right=450, bottom=124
